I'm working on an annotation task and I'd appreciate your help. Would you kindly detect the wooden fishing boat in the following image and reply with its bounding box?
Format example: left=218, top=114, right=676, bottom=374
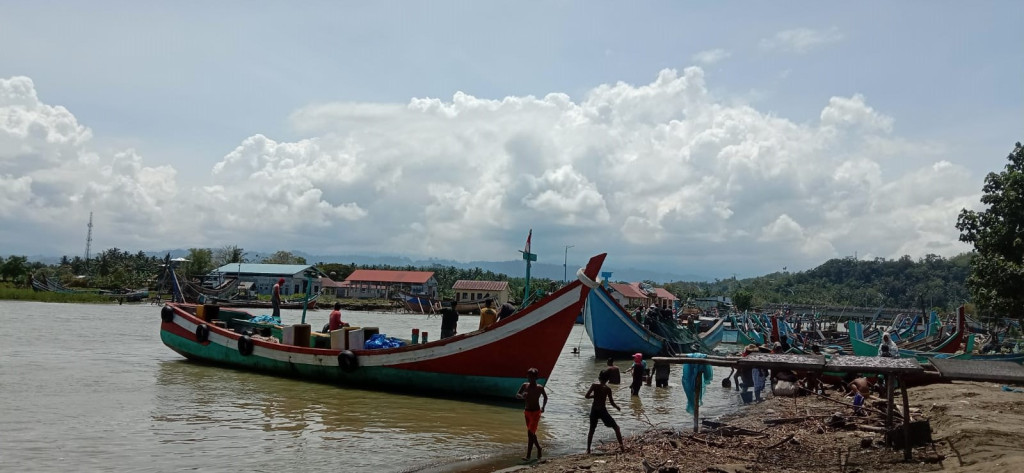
left=214, top=292, right=321, bottom=310
left=399, top=292, right=440, bottom=314
left=698, top=316, right=725, bottom=349
left=454, top=297, right=495, bottom=315
left=847, top=307, right=993, bottom=363
left=159, top=254, right=607, bottom=401
left=583, top=284, right=712, bottom=358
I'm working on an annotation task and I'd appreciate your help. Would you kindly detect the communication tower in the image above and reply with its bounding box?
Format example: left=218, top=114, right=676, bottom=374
left=84, top=211, right=93, bottom=262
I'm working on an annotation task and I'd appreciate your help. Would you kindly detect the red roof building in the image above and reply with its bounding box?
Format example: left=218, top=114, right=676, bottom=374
left=607, top=282, right=678, bottom=310
left=452, top=280, right=511, bottom=305
left=343, top=270, right=437, bottom=299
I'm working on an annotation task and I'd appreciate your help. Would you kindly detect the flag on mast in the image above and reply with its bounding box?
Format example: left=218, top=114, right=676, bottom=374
left=524, top=229, right=532, bottom=254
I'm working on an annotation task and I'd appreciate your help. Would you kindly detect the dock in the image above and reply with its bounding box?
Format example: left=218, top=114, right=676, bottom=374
left=653, top=353, right=1024, bottom=460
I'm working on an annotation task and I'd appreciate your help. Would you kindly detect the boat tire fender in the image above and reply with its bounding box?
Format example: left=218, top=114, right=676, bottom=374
left=338, top=350, right=358, bottom=372
left=238, top=335, right=254, bottom=356
left=161, top=306, right=175, bottom=323
left=195, top=324, right=210, bottom=343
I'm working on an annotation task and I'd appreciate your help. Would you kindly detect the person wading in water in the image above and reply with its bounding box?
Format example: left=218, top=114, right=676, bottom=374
left=515, top=368, right=548, bottom=461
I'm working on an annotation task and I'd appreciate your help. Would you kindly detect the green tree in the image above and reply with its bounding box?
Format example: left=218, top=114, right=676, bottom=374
left=184, top=248, right=214, bottom=280
left=1, top=255, right=28, bottom=283
left=732, top=290, right=753, bottom=312
left=956, top=142, right=1024, bottom=318
left=213, top=245, right=246, bottom=266
left=263, top=251, right=306, bottom=265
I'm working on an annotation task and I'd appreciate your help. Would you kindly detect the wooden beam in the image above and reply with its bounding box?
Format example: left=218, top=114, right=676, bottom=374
left=900, top=375, right=912, bottom=461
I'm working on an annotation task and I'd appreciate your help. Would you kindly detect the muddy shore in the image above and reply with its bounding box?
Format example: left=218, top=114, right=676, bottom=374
left=489, top=381, right=1024, bottom=473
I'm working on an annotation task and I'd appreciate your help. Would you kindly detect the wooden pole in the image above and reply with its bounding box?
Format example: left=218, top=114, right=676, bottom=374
left=900, top=375, right=912, bottom=461
left=885, top=374, right=895, bottom=447
left=693, top=368, right=703, bottom=433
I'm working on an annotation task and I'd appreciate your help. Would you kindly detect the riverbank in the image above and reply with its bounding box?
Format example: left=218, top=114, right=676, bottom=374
left=500, top=381, right=1024, bottom=473
left=0, top=285, right=113, bottom=303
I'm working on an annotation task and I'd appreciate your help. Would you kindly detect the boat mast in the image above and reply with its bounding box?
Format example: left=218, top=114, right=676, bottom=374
left=519, top=229, right=536, bottom=308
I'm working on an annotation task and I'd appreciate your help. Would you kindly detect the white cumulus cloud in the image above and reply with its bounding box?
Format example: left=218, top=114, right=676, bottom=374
left=691, top=48, right=731, bottom=65
left=0, top=69, right=979, bottom=275
left=760, top=27, right=844, bottom=54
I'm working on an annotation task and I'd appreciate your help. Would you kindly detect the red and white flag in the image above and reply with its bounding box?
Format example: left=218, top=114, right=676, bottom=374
left=524, top=229, right=532, bottom=253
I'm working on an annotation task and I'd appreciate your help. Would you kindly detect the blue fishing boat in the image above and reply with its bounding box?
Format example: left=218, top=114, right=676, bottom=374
left=583, top=283, right=717, bottom=358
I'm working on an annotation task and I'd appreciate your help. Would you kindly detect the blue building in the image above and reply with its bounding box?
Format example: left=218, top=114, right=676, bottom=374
left=208, top=263, right=324, bottom=297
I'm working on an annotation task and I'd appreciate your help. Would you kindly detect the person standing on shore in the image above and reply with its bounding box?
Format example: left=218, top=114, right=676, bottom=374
left=585, top=369, right=625, bottom=454
left=515, top=368, right=547, bottom=461
left=271, top=278, right=284, bottom=321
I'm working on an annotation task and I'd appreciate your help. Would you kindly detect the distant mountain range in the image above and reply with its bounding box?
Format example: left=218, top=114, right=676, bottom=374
left=142, top=249, right=710, bottom=283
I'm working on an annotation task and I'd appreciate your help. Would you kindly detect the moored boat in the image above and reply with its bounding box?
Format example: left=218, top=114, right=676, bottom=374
left=159, top=253, right=607, bottom=401
left=583, top=283, right=711, bottom=358
left=214, top=292, right=321, bottom=310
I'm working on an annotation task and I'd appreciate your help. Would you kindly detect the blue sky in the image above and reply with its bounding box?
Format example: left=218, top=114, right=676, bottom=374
left=1, top=2, right=1021, bottom=278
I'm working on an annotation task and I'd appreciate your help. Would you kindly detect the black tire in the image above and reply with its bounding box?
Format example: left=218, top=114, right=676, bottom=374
left=238, top=335, right=254, bottom=356
left=161, top=306, right=175, bottom=323
left=195, top=324, right=210, bottom=343
left=338, top=350, right=358, bottom=372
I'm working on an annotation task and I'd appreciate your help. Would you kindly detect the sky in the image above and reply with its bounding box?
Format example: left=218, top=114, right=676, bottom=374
left=1, top=1, right=1022, bottom=278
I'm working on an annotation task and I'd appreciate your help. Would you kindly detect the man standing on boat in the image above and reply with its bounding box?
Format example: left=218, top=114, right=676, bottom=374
left=479, top=299, right=498, bottom=329
left=440, top=301, right=459, bottom=339
left=271, top=278, right=284, bottom=320
left=497, top=301, right=517, bottom=321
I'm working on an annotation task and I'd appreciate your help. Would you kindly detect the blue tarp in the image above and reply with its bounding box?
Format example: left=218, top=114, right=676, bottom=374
left=249, top=315, right=281, bottom=324
left=364, top=333, right=407, bottom=350
left=681, top=353, right=713, bottom=414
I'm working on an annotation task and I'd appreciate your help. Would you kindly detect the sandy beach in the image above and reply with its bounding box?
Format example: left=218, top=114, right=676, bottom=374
left=500, top=381, right=1024, bottom=473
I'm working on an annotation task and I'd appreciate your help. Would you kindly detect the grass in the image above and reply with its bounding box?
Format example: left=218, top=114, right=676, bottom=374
left=0, top=285, right=113, bottom=303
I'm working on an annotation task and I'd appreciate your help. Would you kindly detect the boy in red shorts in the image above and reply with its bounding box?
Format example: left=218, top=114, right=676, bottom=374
left=515, top=368, right=548, bottom=461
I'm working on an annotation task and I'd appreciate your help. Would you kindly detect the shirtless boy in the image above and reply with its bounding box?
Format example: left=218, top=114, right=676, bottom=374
left=515, top=368, right=548, bottom=461
left=584, top=369, right=625, bottom=454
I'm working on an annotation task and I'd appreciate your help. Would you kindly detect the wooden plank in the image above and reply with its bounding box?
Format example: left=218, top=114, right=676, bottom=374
left=929, top=358, right=1024, bottom=383
left=885, top=376, right=895, bottom=447
left=901, top=375, right=912, bottom=461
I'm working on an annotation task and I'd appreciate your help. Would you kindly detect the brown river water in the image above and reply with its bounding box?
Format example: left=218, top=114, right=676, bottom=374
left=0, top=300, right=746, bottom=472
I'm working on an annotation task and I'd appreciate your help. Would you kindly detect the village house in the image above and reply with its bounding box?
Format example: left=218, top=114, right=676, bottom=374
left=607, top=282, right=678, bottom=310
left=343, top=269, right=437, bottom=300
left=452, top=280, right=511, bottom=305
left=208, top=263, right=323, bottom=297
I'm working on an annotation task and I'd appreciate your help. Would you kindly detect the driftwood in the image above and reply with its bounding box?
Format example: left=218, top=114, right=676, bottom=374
left=701, top=420, right=768, bottom=437
left=797, top=385, right=894, bottom=418
left=763, top=433, right=796, bottom=450
left=681, top=433, right=729, bottom=449
left=762, top=415, right=831, bottom=425
left=855, top=424, right=887, bottom=433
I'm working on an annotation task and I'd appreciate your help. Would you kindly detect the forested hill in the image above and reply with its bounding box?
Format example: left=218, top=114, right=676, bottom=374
left=663, top=253, right=973, bottom=311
